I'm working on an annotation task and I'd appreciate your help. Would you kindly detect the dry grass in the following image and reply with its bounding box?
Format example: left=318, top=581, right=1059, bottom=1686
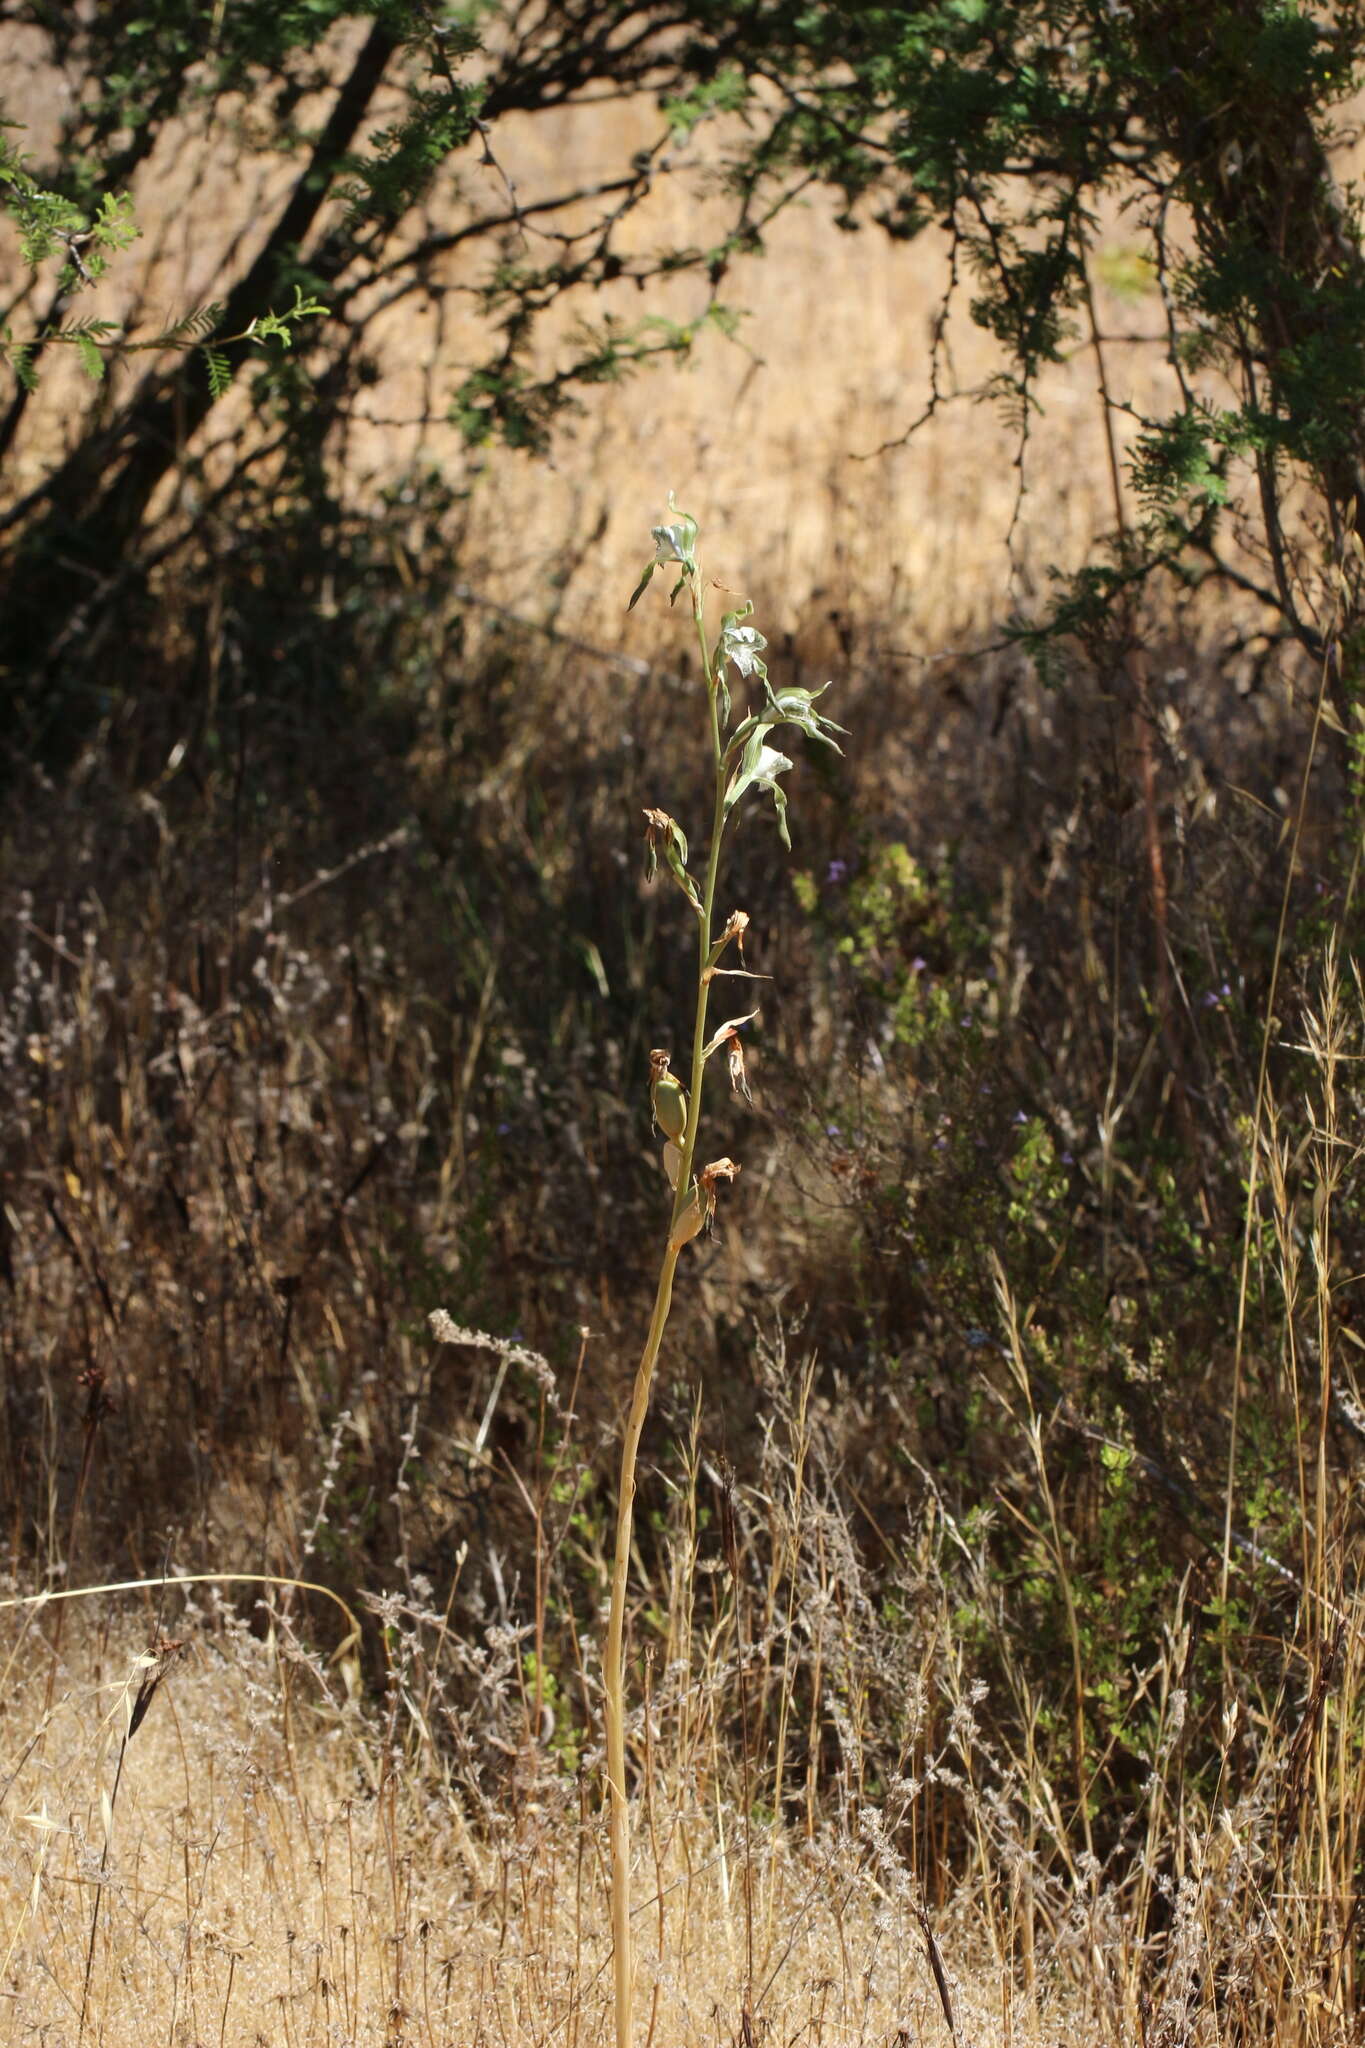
left=4, top=1380, right=1362, bottom=2048
left=1, top=523, right=1359, bottom=2044
left=0, top=1599, right=1058, bottom=2048
left=0, top=518, right=1357, bottom=2044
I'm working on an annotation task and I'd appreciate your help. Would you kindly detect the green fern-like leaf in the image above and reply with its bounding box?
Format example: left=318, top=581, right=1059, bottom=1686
left=151, top=302, right=225, bottom=347
left=75, top=332, right=104, bottom=382
left=52, top=317, right=118, bottom=343
left=1, top=325, right=36, bottom=391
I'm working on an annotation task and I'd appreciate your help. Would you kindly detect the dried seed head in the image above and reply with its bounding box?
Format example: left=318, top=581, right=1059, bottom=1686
left=641, top=809, right=674, bottom=880
left=642, top=810, right=701, bottom=909
left=706, top=910, right=757, bottom=980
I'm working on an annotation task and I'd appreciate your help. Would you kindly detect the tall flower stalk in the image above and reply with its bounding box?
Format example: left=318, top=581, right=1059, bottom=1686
left=604, top=504, right=846, bottom=2048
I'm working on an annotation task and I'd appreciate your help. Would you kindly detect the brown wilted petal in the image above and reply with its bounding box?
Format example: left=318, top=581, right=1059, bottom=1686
left=726, top=1030, right=753, bottom=1104
left=701, top=1011, right=759, bottom=1061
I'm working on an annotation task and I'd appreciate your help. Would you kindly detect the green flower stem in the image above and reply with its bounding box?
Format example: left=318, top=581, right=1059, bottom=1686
left=605, top=563, right=725, bottom=2048
left=603, top=1240, right=680, bottom=2048
left=606, top=511, right=842, bottom=2046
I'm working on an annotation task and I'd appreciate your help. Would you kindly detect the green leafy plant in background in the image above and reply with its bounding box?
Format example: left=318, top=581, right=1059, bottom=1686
left=0, top=0, right=751, bottom=754
left=7, top=2, right=1365, bottom=684
left=0, top=117, right=325, bottom=390
left=604, top=502, right=845, bottom=2048
left=12, top=0, right=1365, bottom=783
left=648, top=0, right=1365, bottom=683
left=0, top=123, right=137, bottom=278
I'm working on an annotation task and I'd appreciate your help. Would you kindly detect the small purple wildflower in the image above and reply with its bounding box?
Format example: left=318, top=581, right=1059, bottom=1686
left=826, top=858, right=849, bottom=885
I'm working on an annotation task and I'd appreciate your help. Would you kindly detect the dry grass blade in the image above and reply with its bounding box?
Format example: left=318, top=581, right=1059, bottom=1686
left=78, top=1633, right=187, bottom=2042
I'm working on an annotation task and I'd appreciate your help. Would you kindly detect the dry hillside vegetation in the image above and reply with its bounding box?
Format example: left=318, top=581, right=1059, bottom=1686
left=0, top=32, right=1194, bottom=647
left=0, top=1608, right=1072, bottom=2047
left=3, top=21, right=1365, bottom=2048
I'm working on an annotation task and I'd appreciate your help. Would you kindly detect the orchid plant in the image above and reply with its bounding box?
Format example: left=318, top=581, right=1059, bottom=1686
left=604, top=502, right=846, bottom=2048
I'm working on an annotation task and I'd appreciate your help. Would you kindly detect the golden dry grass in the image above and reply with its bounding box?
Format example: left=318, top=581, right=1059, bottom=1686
left=0, top=1604, right=1074, bottom=2048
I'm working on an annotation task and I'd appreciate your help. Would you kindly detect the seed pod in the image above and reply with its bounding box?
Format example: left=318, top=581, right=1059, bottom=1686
left=669, top=1156, right=741, bottom=1252
left=669, top=1183, right=708, bottom=1250
left=649, top=1047, right=688, bottom=1143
